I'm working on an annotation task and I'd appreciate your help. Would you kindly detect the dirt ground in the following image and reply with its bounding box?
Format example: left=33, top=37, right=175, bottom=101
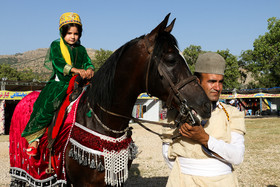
left=0, top=139, right=10, bottom=187
left=1, top=118, right=280, bottom=186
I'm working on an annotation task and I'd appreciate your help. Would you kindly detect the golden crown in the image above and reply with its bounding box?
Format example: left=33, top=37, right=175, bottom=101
left=59, top=12, right=82, bottom=29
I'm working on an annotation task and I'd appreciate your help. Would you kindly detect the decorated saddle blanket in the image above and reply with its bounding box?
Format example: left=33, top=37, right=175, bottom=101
left=9, top=76, right=138, bottom=186
left=9, top=88, right=82, bottom=186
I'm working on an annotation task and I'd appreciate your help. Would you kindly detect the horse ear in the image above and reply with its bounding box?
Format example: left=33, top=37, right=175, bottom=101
left=144, top=13, right=171, bottom=53
left=146, top=13, right=171, bottom=42
left=164, top=18, right=176, bottom=33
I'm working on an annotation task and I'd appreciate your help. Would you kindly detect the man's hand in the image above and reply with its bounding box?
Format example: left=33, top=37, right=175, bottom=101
left=179, top=123, right=209, bottom=147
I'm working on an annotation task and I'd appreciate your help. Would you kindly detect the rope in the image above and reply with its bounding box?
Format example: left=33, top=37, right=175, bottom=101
left=87, top=103, right=173, bottom=137
left=87, top=103, right=130, bottom=134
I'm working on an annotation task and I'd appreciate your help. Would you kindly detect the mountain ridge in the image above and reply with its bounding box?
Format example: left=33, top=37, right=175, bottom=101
left=0, top=48, right=96, bottom=79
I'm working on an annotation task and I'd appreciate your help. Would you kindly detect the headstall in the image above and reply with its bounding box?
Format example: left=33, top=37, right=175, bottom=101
left=144, top=37, right=198, bottom=126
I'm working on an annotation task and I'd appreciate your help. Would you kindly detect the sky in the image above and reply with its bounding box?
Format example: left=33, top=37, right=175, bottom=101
left=1, top=0, right=280, bottom=56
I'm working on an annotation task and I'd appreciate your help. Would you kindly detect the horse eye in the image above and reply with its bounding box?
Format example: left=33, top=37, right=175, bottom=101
left=164, top=54, right=176, bottom=65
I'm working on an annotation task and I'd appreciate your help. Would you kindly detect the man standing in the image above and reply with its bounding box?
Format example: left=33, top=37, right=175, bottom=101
left=162, top=52, right=246, bottom=187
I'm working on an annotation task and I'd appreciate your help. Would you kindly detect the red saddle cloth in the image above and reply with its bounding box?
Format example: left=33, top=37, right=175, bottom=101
left=9, top=76, right=81, bottom=186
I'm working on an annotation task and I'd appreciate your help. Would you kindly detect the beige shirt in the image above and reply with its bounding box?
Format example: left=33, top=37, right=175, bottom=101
left=162, top=103, right=246, bottom=160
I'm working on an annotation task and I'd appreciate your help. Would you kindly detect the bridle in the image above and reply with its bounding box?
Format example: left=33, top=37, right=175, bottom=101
left=89, top=36, right=199, bottom=136
left=144, top=37, right=198, bottom=125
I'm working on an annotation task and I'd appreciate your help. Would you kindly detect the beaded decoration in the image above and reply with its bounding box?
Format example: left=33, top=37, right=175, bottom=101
left=69, top=122, right=138, bottom=186
left=59, top=12, right=82, bottom=29
left=219, top=102, right=229, bottom=121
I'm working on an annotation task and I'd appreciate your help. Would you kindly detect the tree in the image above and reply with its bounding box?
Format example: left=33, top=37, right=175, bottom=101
left=217, top=50, right=241, bottom=90
left=0, top=64, right=20, bottom=81
left=92, top=49, right=113, bottom=71
left=241, top=17, right=280, bottom=88
left=0, top=64, right=39, bottom=81
left=182, top=45, right=241, bottom=89
left=182, top=45, right=202, bottom=73
left=239, top=49, right=256, bottom=88
left=19, top=68, right=40, bottom=81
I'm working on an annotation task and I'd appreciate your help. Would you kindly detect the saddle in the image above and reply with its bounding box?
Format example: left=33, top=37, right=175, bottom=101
left=46, top=75, right=89, bottom=172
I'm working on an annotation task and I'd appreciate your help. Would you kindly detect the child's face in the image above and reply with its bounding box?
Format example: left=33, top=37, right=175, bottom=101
left=64, top=26, right=79, bottom=45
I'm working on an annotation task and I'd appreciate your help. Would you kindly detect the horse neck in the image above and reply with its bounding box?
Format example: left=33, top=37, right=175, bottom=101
left=111, top=53, right=147, bottom=117
left=100, top=48, right=148, bottom=132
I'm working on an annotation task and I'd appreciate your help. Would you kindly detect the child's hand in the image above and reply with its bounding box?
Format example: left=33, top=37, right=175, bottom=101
left=78, top=69, right=87, bottom=79
left=71, top=68, right=87, bottom=79
left=86, top=69, right=94, bottom=79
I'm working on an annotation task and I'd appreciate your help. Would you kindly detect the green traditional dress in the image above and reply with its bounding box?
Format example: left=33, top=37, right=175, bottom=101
left=22, top=39, right=95, bottom=143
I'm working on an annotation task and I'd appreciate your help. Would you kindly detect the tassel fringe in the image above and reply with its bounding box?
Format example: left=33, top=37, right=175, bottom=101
left=69, top=139, right=138, bottom=186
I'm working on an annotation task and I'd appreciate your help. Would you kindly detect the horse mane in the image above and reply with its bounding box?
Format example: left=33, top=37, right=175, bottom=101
left=88, top=32, right=178, bottom=108
left=88, top=35, right=144, bottom=108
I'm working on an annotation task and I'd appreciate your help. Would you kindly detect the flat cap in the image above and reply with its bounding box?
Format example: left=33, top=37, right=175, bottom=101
left=195, top=52, right=226, bottom=75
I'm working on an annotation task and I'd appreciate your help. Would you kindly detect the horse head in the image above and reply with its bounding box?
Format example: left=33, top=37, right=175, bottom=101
left=142, top=13, right=211, bottom=120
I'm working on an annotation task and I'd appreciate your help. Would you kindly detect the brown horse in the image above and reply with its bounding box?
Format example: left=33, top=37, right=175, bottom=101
left=10, top=14, right=211, bottom=186
left=65, top=13, right=211, bottom=186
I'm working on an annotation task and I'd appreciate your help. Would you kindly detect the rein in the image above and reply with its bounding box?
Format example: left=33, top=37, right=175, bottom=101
left=93, top=103, right=171, bottom=137
left=87, top=101, right=171, bottom=137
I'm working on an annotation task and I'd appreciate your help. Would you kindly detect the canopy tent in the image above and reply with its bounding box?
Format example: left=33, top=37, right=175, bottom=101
left=0, top=80, right=46, bottom=100
left=0, top=91, right=33, bottom=100
left=221, top=87, right=280, bottom=116
left=0, top=80, right=46, bottom=134
left=220, top=92, right=280, bottom=100
left=137, top=93, right=158, bottom=99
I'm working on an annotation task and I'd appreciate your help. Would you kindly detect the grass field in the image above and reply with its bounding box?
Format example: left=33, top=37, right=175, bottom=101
left=235, top=117, right=280, bottom=187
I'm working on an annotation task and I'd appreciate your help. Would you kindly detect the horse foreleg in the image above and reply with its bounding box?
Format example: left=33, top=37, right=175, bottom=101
left=65, top=144, right=106, bottom=187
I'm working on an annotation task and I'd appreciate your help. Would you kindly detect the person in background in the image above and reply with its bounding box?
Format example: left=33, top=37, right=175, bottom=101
left=22, top=12, right=95, bottom=156
left=162, top=52, right=246, bottom=187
